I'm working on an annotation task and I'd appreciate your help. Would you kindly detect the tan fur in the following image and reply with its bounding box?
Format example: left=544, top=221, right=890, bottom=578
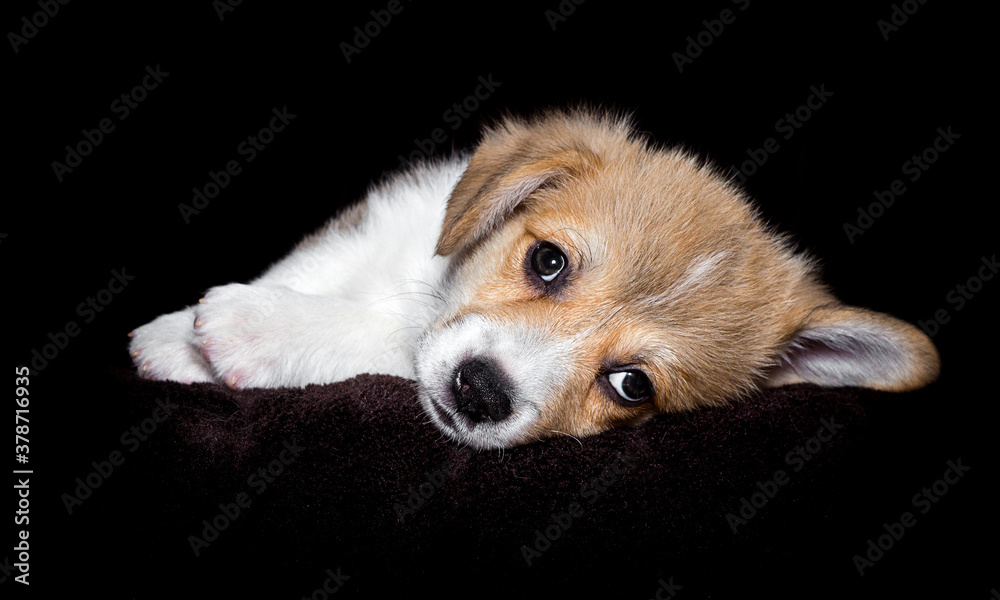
left=433, top=109, right=940, bottom=443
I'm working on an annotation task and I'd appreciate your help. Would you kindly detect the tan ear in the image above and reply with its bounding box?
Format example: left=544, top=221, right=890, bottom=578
left=764, top=304, right=940, bottom=391
left=435, top=126, right=598, bottom=256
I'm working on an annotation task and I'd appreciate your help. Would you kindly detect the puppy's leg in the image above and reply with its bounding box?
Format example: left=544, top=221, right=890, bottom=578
left=128, top=306, right=216, bottom=383
left=184, top=162, right=462, bottom=388
left=126, top=209, right=366, bottom=384
left=126, top=203, right=375, bottom=384
left=192, top=282, right=433, bottom=389
left=127, top=158, right=465, bottom=384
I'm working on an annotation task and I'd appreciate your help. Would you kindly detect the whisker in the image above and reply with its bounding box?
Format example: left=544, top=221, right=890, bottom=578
left=548, top=429, right=584, bottom=449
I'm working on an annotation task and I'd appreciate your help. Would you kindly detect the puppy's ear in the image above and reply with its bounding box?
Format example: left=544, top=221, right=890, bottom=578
left=764, top=304, right=940, bottom=392
left=436, top=125, right=597, bottom=256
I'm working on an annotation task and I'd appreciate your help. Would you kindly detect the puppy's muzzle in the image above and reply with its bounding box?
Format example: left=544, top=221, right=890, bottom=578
left=452, top=358, right=513, bottom=423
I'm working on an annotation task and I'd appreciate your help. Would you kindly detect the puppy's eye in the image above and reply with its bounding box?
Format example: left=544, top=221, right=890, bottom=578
left=530, top=242, right=566, bottom=282
left=607, top=371, right=653, bottom=403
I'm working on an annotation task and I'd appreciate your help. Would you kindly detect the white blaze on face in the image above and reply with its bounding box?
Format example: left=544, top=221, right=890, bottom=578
left=633, top=250, right=730, bottom=311
left=681, top=251, right=729, bottom=289
left=414, top=313, right=573, bottom=449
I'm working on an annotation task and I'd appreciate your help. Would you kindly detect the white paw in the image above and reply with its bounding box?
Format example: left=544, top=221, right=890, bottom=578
left=193, top=283, right=293, bottom=390
left=128, top=307, right=216, bottom=383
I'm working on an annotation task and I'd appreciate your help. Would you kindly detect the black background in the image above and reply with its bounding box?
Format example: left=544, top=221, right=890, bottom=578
left=6, top=0, right=996, bottom=598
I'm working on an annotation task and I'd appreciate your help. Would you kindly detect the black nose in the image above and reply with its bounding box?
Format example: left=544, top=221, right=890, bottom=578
left=452, top=359, right=513, bottom=423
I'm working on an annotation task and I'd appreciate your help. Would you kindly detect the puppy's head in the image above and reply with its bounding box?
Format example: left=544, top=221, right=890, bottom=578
left=415, top=109, right=939, bottom=449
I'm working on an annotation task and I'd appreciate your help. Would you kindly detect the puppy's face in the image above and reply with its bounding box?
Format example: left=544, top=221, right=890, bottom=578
left=415, top=111, right=939, bottom=449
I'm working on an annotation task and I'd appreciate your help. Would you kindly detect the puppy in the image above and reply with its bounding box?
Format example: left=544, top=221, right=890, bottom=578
left=129, top=109, right=939, bottom=449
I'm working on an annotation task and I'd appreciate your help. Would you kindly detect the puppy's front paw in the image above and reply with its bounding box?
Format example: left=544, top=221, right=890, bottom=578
left=128, top=308, right=216, bottom=383
left=193, top=283, right=291, bottom=390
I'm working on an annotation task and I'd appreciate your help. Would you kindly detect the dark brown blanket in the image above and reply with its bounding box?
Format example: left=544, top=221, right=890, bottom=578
left=89, top=367, right=890, bottom=598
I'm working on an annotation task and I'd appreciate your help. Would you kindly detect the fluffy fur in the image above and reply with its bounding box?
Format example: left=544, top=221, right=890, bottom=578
left=129, top=109, right=939, bottom=449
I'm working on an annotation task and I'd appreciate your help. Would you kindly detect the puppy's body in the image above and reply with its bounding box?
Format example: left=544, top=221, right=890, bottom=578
left=130, top=110, right=938, bottom=449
